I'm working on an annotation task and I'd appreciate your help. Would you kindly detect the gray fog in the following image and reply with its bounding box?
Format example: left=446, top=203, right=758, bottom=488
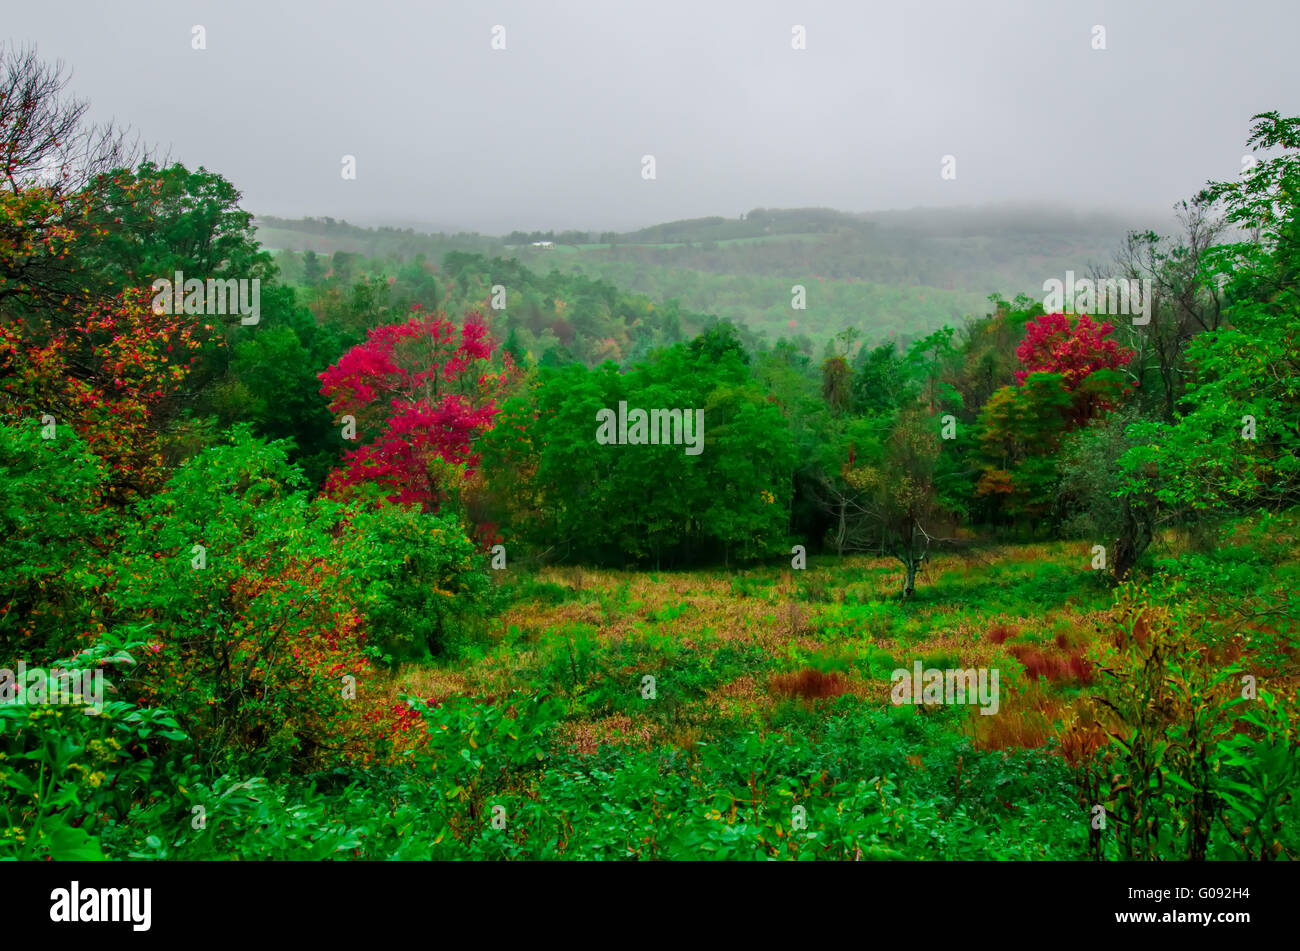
left=7, top=0, right=1298, bottom=233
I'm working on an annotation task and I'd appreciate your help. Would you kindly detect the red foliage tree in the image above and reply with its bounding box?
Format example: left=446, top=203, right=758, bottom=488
left=1014, top=312, right=1133, bottom=389
left=1014, top=312, right=1135, bottom=424
left=318, top=307, right=513, bottom=511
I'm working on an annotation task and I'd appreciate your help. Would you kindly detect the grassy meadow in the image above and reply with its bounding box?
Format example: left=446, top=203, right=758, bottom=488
left=334, top=513, right=1298, bottom=860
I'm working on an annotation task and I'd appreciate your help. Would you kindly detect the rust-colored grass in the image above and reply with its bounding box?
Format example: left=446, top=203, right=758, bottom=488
left=767, top=668, right=850, bottom=700
left=970, top=684, right=1071, bottom=751
left=1009, top=644, right=1095, bottom=685
left=987, top=623, right=1018, bottom=645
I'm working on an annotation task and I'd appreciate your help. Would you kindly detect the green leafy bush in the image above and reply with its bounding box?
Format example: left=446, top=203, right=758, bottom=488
left=0, top=639, right=186, bottom=860
left=0, top=418, right=107, bottom=661
left=339, top=503, right=495, bottom=662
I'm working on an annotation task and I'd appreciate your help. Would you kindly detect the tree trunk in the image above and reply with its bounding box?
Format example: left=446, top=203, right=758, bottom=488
left=902, top=557, right=917, bottom=598
left=1113, top=497, right=1153, bottom=580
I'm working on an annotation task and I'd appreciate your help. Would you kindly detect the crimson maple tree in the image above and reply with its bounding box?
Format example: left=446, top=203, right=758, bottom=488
left=318, top=307, right=513, bottom=511
left=1014, top=312, right=1133, bottom=389
left=1014, top=312, right=1134, bottom=423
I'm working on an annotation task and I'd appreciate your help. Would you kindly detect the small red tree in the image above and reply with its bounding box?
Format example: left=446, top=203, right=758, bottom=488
left=318, top=307, right=513, bottom=511
left=1015, top=312, right=1132, bottom=389
left=1014, top=312, right=1134, bottom=423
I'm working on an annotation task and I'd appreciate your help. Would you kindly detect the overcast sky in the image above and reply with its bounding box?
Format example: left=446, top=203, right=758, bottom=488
left=8, top=0, right=1299, bottom=233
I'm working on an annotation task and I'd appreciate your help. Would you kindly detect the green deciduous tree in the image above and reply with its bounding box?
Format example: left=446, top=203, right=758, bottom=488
left=1114, top=111, right=1300, bottom=577
left=482, top=331, right=794, bottom=567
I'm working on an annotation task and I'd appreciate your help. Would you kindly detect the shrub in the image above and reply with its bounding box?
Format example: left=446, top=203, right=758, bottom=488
left=1071, top=596, right=1300, bottom=860
left=0, top=638, right=187, bottom=860
left=0, top=418, right=108, bottom=661
left=103, top=426, right=382, bottom=771
left=338, top=502, right=494, bottom=662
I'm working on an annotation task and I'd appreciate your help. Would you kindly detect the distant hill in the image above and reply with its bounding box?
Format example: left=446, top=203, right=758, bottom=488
left=256, top=204, right=1163, bottom=345
left=255, top=216, right=505, bottom=260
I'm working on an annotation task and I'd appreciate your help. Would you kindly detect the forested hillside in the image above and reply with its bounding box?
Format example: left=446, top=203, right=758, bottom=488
left=258, top=204, right=1139, bottom=347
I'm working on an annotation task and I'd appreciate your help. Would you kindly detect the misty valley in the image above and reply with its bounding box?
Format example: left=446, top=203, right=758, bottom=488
left=0, top=7, right=1296, bottom=901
